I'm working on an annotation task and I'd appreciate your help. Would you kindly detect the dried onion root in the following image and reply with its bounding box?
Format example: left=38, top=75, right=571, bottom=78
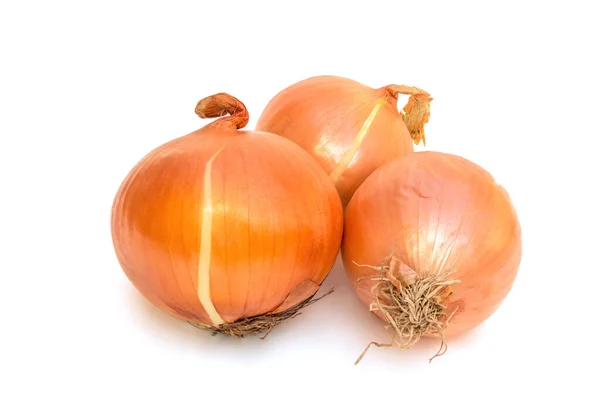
left=353, top=253, right=459, bottom=364
left=188, top=288, right=334, bottom=339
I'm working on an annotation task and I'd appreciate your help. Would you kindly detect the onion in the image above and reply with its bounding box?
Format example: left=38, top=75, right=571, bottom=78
left=111, top=93, right=343, bottom=336
left=341, top=151, right=522, bottom=362
left=256, top=75, right=432, bottom=206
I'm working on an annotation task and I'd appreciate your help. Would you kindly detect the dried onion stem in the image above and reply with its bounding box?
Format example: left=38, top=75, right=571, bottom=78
left=385, top=84, right=432, bottom=145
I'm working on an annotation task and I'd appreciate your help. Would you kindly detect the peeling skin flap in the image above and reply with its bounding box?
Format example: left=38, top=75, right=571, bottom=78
left=271, top=279, right=321, bottom=314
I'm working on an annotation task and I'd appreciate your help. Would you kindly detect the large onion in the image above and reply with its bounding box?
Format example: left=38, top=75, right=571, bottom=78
left=341, top=151, right=522, bottom=362
left=256, top=75, right=432, bottom=206
left=111, top=93, right=343, bottom=336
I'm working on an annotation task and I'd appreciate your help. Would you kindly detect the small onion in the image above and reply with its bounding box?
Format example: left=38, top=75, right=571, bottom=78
left=256, top=75, right=432, bottom=206
left=111, top=93, right=343, bottom=336
left=341, top=151, right=522, bottom=362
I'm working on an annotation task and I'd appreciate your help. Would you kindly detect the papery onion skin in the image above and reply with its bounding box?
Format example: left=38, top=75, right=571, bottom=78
left=256, top=75, right=431, bottom=207
left=342, top=151, right=522, bottom=337
left=111, top=93, right=343, bottom=327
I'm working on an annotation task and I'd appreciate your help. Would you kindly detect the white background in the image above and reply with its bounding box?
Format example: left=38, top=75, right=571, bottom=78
left=1, top=1, right=598, bottom=396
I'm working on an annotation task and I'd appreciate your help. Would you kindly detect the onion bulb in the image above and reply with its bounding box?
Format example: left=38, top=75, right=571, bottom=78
left=256, top=75, right=432, bottom=206
left=111, top=93, right=343, bottom=336
left=341, top=151, right=522, bottom=362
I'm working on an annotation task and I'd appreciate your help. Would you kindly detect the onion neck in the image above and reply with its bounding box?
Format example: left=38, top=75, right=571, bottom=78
left=195, top=93, right=249, bottom=130
left=384, top=84, right=432, bottom=146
